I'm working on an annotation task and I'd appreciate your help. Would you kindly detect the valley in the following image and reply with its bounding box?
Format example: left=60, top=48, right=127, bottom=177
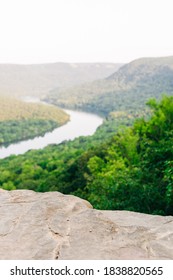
left=46, top=56, right=173, bottom=116
left=1, top=0, right=173, bottom=261
left=0, top=57, right=172, bottom=217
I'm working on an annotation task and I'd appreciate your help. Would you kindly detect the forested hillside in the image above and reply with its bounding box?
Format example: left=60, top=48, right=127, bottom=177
left=0, top=97, right=69, bottom=145
left=0, top=95, right=172, bottom=215
left=47, top=56, right=173, bottom=116
left=0, top=63, right=122, bottom=97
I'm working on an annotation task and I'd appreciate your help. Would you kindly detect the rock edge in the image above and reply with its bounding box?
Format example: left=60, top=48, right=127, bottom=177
left=0, top=189, right=172, bottom=259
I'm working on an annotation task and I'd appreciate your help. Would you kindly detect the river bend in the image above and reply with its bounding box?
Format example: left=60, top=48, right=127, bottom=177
left=0, top=109, right=103, bottom=159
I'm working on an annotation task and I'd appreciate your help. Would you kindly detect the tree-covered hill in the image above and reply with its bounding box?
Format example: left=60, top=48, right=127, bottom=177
left=0, top=95, right=172, bottom=216
left=0, top=97, right=69, bottom=145
left=108, top=56, right=173, bottom=82
left=46, top=56, right=173, bottom=116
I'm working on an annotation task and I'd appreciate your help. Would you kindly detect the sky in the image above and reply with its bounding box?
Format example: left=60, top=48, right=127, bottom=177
left=0, top=0, right=173, bottom=64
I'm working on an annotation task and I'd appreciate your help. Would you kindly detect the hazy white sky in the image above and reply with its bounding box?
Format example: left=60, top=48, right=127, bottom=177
left=0, top=0, right=173, bottom=64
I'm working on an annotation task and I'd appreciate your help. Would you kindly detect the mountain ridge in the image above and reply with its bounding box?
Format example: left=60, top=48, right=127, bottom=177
left=47, top=56, right=173, bottom=116
left=0, top=62, right=123, bottom=97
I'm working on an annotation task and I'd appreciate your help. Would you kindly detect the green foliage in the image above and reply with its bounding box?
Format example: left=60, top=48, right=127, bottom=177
left=164, top=160, right=173, bottom=213
left=0, top=97, right=69, bottom=145
left=0, top=119, right=59, bottom=145
left=0, top=95, right=173, bottom=215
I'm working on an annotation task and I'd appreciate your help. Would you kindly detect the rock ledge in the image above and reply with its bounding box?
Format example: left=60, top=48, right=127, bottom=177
left=0, top=189, right=173, bottom=259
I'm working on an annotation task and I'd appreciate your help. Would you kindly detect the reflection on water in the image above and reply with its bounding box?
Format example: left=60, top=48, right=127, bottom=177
left=0, top=109, right=103, bottom=159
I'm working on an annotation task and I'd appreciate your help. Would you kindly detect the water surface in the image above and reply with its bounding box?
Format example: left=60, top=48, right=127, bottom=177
left=0, top=109, right=103, bottom=159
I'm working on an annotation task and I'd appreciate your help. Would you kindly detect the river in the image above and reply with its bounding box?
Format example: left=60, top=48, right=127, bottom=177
left=0, top=109, right=103, bottom=159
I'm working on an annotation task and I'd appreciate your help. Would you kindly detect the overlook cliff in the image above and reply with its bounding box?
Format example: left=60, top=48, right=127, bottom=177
left=0, top=189, right=172, bottom=260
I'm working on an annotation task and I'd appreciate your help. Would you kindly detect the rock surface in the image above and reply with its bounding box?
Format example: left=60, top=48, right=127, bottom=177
left=0, top=189, right=173, bottom=260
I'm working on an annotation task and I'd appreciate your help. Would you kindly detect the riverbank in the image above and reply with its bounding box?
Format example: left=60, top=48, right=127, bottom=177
left=0, top=96, right=69, bottom=146
left=0, top=109, right=103, bottom=159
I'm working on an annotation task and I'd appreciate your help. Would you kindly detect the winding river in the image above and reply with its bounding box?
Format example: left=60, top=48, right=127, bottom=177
left=0, top=109, right=103, bottom=159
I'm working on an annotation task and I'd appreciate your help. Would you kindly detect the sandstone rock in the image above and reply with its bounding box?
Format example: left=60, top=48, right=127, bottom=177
left=0, top=189, right=173, bottom=259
